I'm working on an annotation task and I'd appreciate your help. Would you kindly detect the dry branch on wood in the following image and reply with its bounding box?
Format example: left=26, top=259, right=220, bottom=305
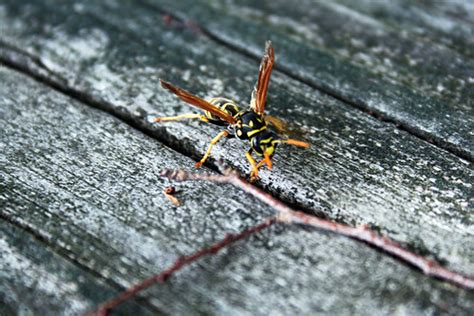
left=160, top=164, right=474, bottom=291
left=88, top=164, right=474, bottom=315
left=88, top=218, right=275, bottom=315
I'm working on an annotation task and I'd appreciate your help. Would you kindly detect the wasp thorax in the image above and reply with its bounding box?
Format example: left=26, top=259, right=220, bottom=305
left=251, top=130, right=278, bottom=157
left=234, top=111, right=267, bottom=140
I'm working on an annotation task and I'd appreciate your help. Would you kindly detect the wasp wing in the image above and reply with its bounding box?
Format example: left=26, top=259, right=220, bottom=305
left=160, top=80, right=236, bottom=125
left=250, top=41, right=275, bottom=116
left=264, top=114, right=287, bottom=134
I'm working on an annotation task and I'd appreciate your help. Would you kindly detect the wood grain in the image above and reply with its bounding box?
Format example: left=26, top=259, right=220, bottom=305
left=3, top=65, right=472, bottom=314
left=0, top=0, right=473, bottom=313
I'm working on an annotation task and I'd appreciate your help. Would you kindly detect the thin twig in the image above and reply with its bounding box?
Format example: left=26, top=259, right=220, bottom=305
left=87, top=218, right=275, bottom=315
left=161, top=166, right=474, bottom=290
left=89, top=165, right=473, bottom=315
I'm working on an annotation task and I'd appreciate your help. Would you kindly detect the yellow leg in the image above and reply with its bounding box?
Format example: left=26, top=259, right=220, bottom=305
left=154, top=113, right=208, bottom=123
left=247, top=152, right=273, bottom=181
left=253, top=159, right=268, bottom=179
left=246, top=151, right=257, bottom=168
left=245, top=151, right=261, bottom=181
left=195, top=130, right=230, bottom=168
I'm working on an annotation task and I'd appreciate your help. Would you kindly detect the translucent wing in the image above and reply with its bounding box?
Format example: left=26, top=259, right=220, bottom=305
left=265, top=114, right=311, bottom=144
left=161, top=80, right=236, bottom=125
left=250, top=41, right=275, bottom=115
left=264, top=115, right=287, bottom=134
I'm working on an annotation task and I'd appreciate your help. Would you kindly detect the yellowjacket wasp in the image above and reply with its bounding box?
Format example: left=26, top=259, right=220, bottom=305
left=155, top=41, right=309, bottom=180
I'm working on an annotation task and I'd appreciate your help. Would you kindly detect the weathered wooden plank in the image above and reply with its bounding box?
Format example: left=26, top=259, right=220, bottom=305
left=143, top=224, right=474, bottom=315
left=0, top=221, right=151, bottom=315
left=335, top=0, right=474, bottom=59
left=0, top=0, right=472, bottom=279
left=3, top=66, right=473, bottom=314
left=0, top=63, right=266, bottom=313
left=146, top=0, right=474, bottom=159
left=0, top=64, right=272, bottom=273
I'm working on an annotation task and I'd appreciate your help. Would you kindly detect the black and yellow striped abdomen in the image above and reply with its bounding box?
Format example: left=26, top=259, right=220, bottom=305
left=205, top=98, right=241, bottom=126
left=250, top=130, right=278, bottom=157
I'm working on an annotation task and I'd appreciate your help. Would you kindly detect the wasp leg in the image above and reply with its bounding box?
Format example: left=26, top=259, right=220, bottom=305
left=263, top=152, right=273, bottom=170
left=195, top=130, right=230, bottom=168
left=245, top=150, right=257, bottom=168
left=247, top=152, right=273, bottom=181
left=245, top=150, right=260, bottom=181
left=252, top=159, right=269, bottom=180
left=154, top=113, right=209, bottom=123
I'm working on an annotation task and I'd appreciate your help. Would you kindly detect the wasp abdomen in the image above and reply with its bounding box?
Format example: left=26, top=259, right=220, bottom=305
left=251, top=130, right=278, bottom=157
left=205, top=98, right=240, bottom=126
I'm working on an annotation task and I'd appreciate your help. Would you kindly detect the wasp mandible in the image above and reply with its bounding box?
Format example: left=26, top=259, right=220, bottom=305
left=154, top=41, right=310, bottom=180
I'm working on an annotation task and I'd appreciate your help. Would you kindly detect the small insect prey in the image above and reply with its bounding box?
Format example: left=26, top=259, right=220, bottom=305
left=155, top=41, right=309, bottom=180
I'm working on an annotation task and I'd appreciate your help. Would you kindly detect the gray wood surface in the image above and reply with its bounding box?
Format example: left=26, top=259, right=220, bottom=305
left=335, top=0, right=474, bottom=59
left=0, top=221, right=150, bottom=315
left=0, top=0, right=473, bottom=314
left=3, top=66, right=472, bottom=314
